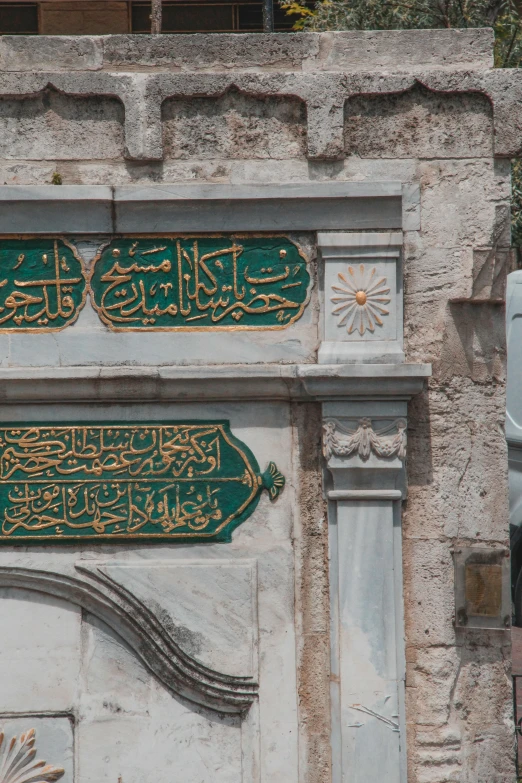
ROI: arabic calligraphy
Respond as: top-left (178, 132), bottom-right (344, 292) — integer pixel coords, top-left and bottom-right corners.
top-left (89, 236), bottom-right (310, 330)
top-left (0, 236), bottom-right (309, 332)
top-left (0, 422), bottom-right (285, 542)
top-left (0, 239), bottom-right (86, 330)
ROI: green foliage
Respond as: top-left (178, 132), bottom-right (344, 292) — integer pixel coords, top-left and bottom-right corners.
top-left (281, 0), bottom-right (522, 247)
top-left (283, 0), bottom-right (522, 67)
top-left (512, 159), bottom-right (522, 248)
top-left (494, 5), bottom-right (522, 67)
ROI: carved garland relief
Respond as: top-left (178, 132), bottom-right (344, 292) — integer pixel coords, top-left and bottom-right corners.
top-left (0, 235), bottom-right (310, 331)
top-left (0, 422), bottom-right (284, 543)
top-left (323, 417), bottom-right (407, 461)
top-left (0, 729), bottom-right (64, 783)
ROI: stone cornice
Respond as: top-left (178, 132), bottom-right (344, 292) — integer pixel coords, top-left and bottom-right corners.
top-left (0, 33), bottom-right (516, 161)
top-left (0, 363), bottom-right (431, 403)
top-left (0, 182), bottom-right (403, 233)
top-left (0, 30), bottom-right (493, 74)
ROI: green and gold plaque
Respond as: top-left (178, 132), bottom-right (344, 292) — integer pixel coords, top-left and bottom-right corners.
top-left (0, 422), bottom-right (284, 543)
top-left (0, 239), bottom-right (86, 330)
top-left (89, 236), bottom-right (310, 330)
top-left (0, 235), bottom-right (310, 331)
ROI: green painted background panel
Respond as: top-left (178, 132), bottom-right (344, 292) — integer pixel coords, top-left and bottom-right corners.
top-left (89, 236), bottom-right (310, 330)
top-left (0, 422), bottom-right (284, 543)
top-left (0, 239), bottom-right (86, 330)
top-left (0, 235), bottom-right (310, 332)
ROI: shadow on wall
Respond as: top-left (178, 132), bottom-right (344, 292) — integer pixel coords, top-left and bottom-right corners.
top-left (439, 302), bottom-right (506, 383)
top-left (405, 387), bottom-right (433, 488)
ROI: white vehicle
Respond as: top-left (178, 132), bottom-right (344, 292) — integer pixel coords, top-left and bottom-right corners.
top-left (507, 270), bottom-right (522, 622)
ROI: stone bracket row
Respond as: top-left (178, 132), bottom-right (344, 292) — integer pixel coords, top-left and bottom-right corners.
top-left (0, 69), bottom-right (520, 160)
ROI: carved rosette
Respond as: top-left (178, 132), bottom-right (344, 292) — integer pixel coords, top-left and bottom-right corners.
top-left (330, 265), bottom-right (391, 336)
top-left (323, 417), bottom-right (407, 461)
top-left (0, 728), bottom-right (64, 783)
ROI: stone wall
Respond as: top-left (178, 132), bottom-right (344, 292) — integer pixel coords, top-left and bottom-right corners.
top-left (0, 28), bottom-right (516, 783)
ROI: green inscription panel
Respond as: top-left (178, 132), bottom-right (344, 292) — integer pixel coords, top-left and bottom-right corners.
top-left (0, 422), bottom-right (284, 543)
top-left (90, 236), bottom-right (310, 330)
top-left (0, 239), bottom-right (86, 330)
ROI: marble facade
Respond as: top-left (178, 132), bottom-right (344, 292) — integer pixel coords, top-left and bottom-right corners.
top-left (0, 27), bottom-right (515, 783)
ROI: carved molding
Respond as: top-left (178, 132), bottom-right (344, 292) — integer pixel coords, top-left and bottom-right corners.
top-left (0, 69), bottom-right (519, 161)
top-left (0, 566), bottom-right (257, 715)
top-left (323, 417), bottom-right (407, 461)
top-left (0, 728), bottom-right (64, 783)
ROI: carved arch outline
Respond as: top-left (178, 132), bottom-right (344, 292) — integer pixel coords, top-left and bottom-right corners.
top-left (0, 565), bottom-right (257, 715)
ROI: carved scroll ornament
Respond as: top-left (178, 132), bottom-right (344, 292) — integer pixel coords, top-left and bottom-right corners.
top-left (0, 565), bottom-right (258, 714)
top-left (323, 417), bottom-right (407, 461)
top-left (0, 728), bottom-right (64, 783)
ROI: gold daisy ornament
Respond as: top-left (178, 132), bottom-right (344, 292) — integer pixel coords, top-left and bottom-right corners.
top-left (331, 265), bottom-right (391, 336)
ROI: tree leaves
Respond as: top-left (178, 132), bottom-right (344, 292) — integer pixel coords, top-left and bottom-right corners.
top-left (282, 0), bottom-right (522, 69)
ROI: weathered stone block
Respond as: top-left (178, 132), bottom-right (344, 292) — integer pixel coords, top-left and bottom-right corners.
top-left (403, 539), bottom-right (456, 647)
top-left (102, 32), bottom-right (322, 72)
top-left (318, 29), bottom-right (494, 72)
top-left (416, 159), bottom-right (511, 249)
top-left (0, 35), bottom-right (103, 72)
top-left (0, 88), bottom-right (124, 160)
top-left (405, 379), bottom-right (509, 543)
top-left (406, 645), bottom-right (460, 726)
top-left (162, 90), bottom-right (307, 160)
top-left (345, 85), bottom-right (493, 159)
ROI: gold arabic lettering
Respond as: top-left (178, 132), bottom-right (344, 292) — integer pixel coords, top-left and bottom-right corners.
top-left (0, 423), bottom-right (268, 541)
top-left (0, 239), bottom-right (86, 330)
top-left (90, 236), bottom-right (309, 330)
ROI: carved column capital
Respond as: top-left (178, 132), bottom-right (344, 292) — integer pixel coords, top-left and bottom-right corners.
top-left (323, 416), bottom-right (407, 462)
top-left (323, 401), bottom-right (409, 500)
